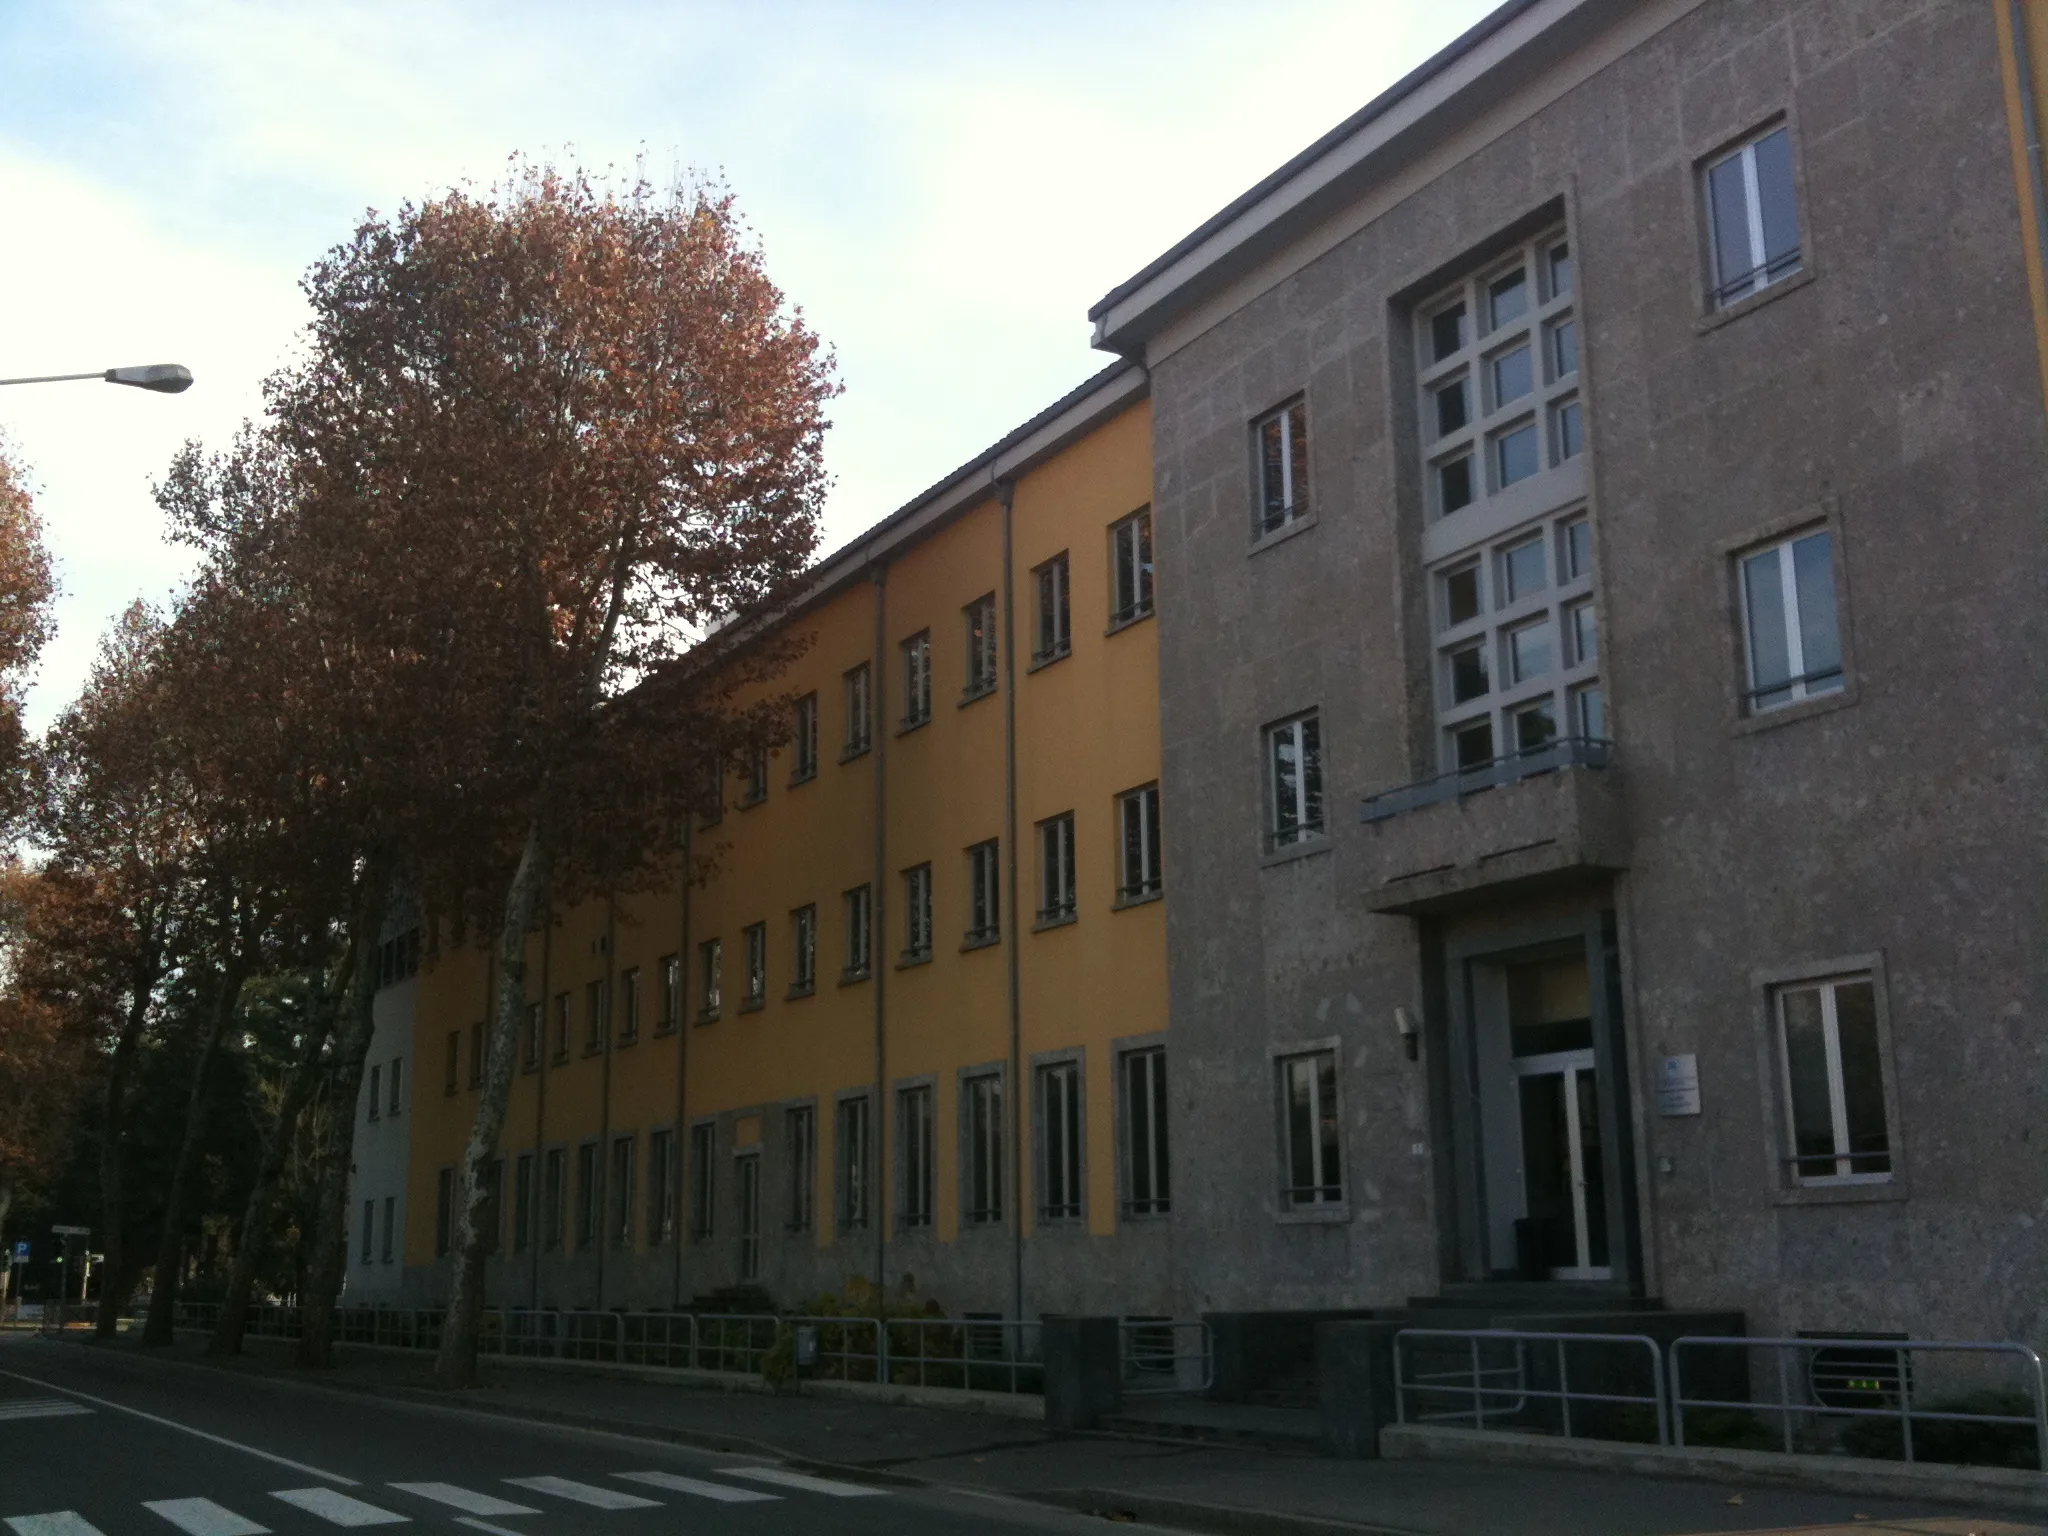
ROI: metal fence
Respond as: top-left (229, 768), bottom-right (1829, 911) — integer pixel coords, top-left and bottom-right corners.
top-left (1394, 1328), bottom-right (1669, 1444)
top-left (880, 1317), bottom-right (1042, 1395)
top-left (1119, 1318), bottom-right (1213, 1395)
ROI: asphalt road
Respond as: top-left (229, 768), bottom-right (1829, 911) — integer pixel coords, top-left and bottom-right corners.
top-left (0, 1335), bottom-right (1119, 1536)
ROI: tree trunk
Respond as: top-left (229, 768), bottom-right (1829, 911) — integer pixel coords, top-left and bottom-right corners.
top-left (143, 960), bottom-right (252, 1346)
top-left (296, 879), bottom-right (387, 1369)
top-left (94, 972), bottom-right (157, 1338)
top-left (436, 821), bottom-right (546, 1387)
top-left (210, 984), bottom-right (340, 1356)
top-left (0, 1182), bottom-right (13, 1319)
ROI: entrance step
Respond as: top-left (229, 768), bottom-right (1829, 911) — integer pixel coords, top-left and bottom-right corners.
top-left (1409, 1284), bottom-right (1666, 1313)
top-left (1101, 1399), bottom-right (1321, 1451)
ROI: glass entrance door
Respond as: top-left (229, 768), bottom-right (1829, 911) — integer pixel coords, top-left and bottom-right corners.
top-left (1512, 1048), bottom-right (1608, 1278)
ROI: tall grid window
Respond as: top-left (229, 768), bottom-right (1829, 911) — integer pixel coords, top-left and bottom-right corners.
top-left (470, 1021), bottom-right (486, 1086)
top-left (792, 692), bottom-right (819, 782)
top-left (837, 1096), bottom-right (871, 1232)
top-left (367, 1065), bottom-right (381, 1122)
top-left (742, 922), bottom-right (767, 1007)
top-left (513, 1152), bottom-right (534, 1254)
top-left (688, 1122), bottom-right (716, 1240)
top-left (1037, 1060), bottom-right (1082, 1222)
top-left (742, 742), bottom-right (769, 805)
top-left (609, 1135), bottom-right (635, 1248)
top-left (790, 905), bottom-right (817, 994)
top-left (1264, 713), bottom-right (1324, 849)
top-left (844, 885), bottom-right (872, 978)
top-left (899, 1084), bottom-right (935, 1229)
top-left (1037, 814), bottom-right (1076, 924)
top-left (1111, 509), bottom-right (1154, 624)
top-left (543, 1148), bottom-right (566, 1250)
top-left (902, 864), bottom-right (932, 962)
top-left (523, 1002), bottom-right (540, 1068)
top-left (648, 1128), bottom-right (676, 1245)
top-left (618, 967), bottom-right (640, 1044)
top-left (964, 595), bottom-right (998, 697)
top-left (1033, 553), bottom-right (1070, 663)
top-left (389, 1057), bottom-right (402, 1114)
top-left (1776, 975), bottom-right (1890, 1185)
top-left (736, 1153), bottom-right (762, 1281)
top-left (963, 1073), bottom-right (1005, 1224)
top-left (657, 954), bottom-right (680, 1033)
top-left (901, 631), bottom-right (932, 727)
top-left (444, 1031), bottom-right (459, 1094)
top-left (551, 993), bottom-right (569, 1062)
top-left (1280, 1050), bottom-right (1343, 1208)
top-left (699, 763), bottom-right (724, 827)
top-left (1122, 1048), bottom-right (1170, 1216)
top-left (583, 980), bottom-right (606, 1053)
top-left (844, 663), bottom-right (872, 756)
top-left (381, 1195), bottom-right (396, 1263)
top-left (697, 938), bottom-right (722, 1019)
top-left (1254, 398), bottom-right (1310, 535)
top-left (965, 840), bottom-right (1000, 944)
top-left (786, 1106), bottom-right (816, 1233)
top-left (362, 1198), bottom-right (375, 1262)
top-left (574, 1143), bottom-right (598, 1250)
top-left (1739, 529), bottom-right (1843, 713)
top-left (480, 1158), bottom-right (503, 1253)
top-left (1705, 124), bottom-right (1801, 309)
top-left (1117, 784), bottom-right (1162, 902)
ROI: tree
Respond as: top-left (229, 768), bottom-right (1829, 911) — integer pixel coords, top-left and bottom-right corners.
top-left (0, 438), bottom-right (55, 833)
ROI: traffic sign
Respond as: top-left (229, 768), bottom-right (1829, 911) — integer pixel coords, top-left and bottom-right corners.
top-left (10, 1241), bottom-right (25, 1261)
top-left (50, 1225), bottom-right (90, 1237)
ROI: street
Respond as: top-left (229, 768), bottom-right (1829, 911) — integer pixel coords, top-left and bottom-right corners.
top-left (0, 1337), bottom-right (1105, 1536)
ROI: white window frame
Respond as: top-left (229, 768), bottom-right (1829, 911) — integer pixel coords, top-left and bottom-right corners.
top-left (901, 631), bottom-right (932, 727)
top-left (698, 937), bottom-right (722, 1019)
top-left (962, 1071), bottom-right (1005, 1225)
top-left (658, 954), bottom-right (679, 1033)
top-left (966, 840), bottom-right (1001, 944)
top-left (843, 884), bottom-right (872, 978)
top-left (1110, 508), bottom-right (1154, 624)
top-left (734, 1149), bottom-right (762, 1281)
top-left (382, 1194), bottom-right (397, 1263)
top-left (743, 741), bottom-right (769, 805)
top-left (1772, 971), bottom-right (1894, 1188)
top-left (1738, 528), bottom-right (1844, 714)
top-left (1277, 1048), bottom-right (1344, 1210)
top-left (1117, 783), bottom-right (1162, 902)
top-left (1704, 123), bottom-right (1803, 309)
top-left (1253, 398), bottom-right (1310, 536)
top-left (608, 1134), bottom-right (636, 1249)
top-left (1037, 813), bottom-right (1075, 924)
top-left (1264, 712), bottom-right (1324, 850)
top-left (742, 921), bottom-right (767, 1007)
top-left (1120, 1047), bottom-right (1170, 1217)
top-left (898, 1083), bottom-right (936, 1229)
top-left (1033, 553), bottom-right (1071, 663)
top-left (902, 863), bottom-right (932, 961)
top-left (964, 595), bottom-right (998, 697)
top-left (618, 967), bottom-right (640, 1043)
top-left (1036, 1059), bottom-right (1083, 1223)
top-left (836, 1094), bottom-right (871, 1232)
top-left (793, 692), bottom-right (819, 781)
top-left (843, 664), bottom-right (872, 756)
top-left (785, 1106), bottom-right (815, 1233)
top-left (647, 1128), bottom-right (676, 1244)
top-left (790, 905), bottom-right (817, 993)
top-left (367, 1064), bottom-right (381, 1122)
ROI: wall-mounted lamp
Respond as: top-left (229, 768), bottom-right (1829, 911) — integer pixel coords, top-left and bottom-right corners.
top-left (1394, 1006), bottom-right (1420, 1061)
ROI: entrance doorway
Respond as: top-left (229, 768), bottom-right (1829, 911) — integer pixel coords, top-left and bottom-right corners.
top-left (1513, 1048), bottom-right (1607, 1277)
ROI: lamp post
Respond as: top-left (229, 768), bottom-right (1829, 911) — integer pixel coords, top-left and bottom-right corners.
top-left (0, 364), bottom-right (194, 394)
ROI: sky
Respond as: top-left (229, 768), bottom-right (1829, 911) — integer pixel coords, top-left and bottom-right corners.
top-left (0, 0), bottom-right (1500, 730)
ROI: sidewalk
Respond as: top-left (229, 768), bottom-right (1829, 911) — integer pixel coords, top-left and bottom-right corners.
top-left (64, 1333), bottom-right (2044, 1536)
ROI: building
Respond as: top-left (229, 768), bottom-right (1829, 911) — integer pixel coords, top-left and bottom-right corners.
top-left (366, 0), bottom-right (2048, 1347)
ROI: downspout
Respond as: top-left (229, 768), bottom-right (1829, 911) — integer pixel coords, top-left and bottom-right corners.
top-left (871, 562), bottom-right (890, 1301)
top-left (529, 900), bottom-right (553, 1309)
top-left (594, 892), bottom-right (617, 1308)
top-left (2011, 0), bottom-right (2048, 332)
top-left (671, 826), bottom-right (693, 1309)
top-left (998, 479), bottom-right (1024, 1329)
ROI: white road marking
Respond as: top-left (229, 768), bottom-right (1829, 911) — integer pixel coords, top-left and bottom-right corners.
top-left (267, 1490), bottom-right (407, 1527)
top-left (452, 1521), bottom-right (526, 1536)
top-left (0, 1369), bottom-right (356, 1485)
top-left (712, 1467), bottom-right (885, 1498)
top-left (501, 1478), bottom-right (658, 1511)
top-left (5, 1516), bottom-right (106, 1536)
top-left (612, 1472), bottom-right (779, 1504)
top-left (387, 1487), bottom-right (536, 1518)
top-left (144, 1499), bottom-right (271, 1536)
top-left (0, 1399), bottom-right (93, 1421)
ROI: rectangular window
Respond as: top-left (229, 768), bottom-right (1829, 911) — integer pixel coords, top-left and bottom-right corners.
top-left (698, 763), bottom-right (724, 827)
top-left (791, 905), bottom-right (817, 993)
top-left (1254, 398), bottom-right (1310, 535)
top-left (1033, 553), bottom-right (1070, 663)
top-left (648, 1128), bottom-right (676, 1245)
top-left (469, 1021), bottom-right (486, 1086)
top-left (899, 1085), bottom-right (935, 1229)
top-left (844, 885), bottom-right (872, 977)
top-left (1777, 975), bottom-right (1890, 1184)
top-left (964, 595), bottom-right (998, 697)
top-left (786, 1107), bottom-right (816, 1234)
top-left (966, 840), bottom-right (1001, 944)
top-left (698, 938), bottom-right (722, 1019)
top-left (902, 864), bottom-right (932, 962)
top-left (1110, 509), bottom-right (1154, 624)
top-left (1705, 124), bottom-right (1801, 308)
top-left (1037, 814), bottom-right (1075, 924)
top-left (963, 1073), bottom-right (1005, 1224)
top-left (1037, 1061), bottom-right (1082, 1222)
top-left (792, 692), bottom-right (819, 782)
top-left (1123, 1048), bottom-right (1171, 1216)
top-left (618, 967), bottom-right (640, 1044)
top-left (743, 921), bottom-right (767, 1007)
top-left (443, 1031), bottom-right (459, 1094)
top-left (609, 1135), bottom-right (635, 1248)
top-left (837, 1096), bottom-right (871, 1232)
top-left (480, 1158), bottom-right (502, 1254)
top-left (389, 1057), bottom-right (402, 1115)
top-left (657, 954), bottom-right (680, 1032)
top-left (742, 741), bottom-right (769, 805)
top-left (381, 1195), bottom-right (396, 1264)
top-left (543, 1148), bottom-right (566, 1251)
top-left (583, 981), bottom-right (606, 1053)
top-left (1117, 784), bottom-right (1162, 902)
top-left (513, 1153), bottom-right (534, 1255)
top-left (367, 1065), bottom-right (381, 1121)
top-left (575, 1144), bottom-right (598, 1250)
top-left (688, 1123), bottom-right (716, 1240)
top-left (901, 630), bottom-right (931, 727)
top-left (1740, 528), bottom-right (1843, 712)
top-left (1265, 713), bottom-right (1324, 849)
top-left (361, 1198), bottom-right (375, 1262)
top-left (1280, 1051), bottom-right (1343, 1208)
top-left (843, 663), bottom-right (872, 756)
top-left (522, 1001), bottom-right (540, 1068)
top-left (435, 1168), bottom-right (453, 1257)
top-left (736, 1153), bottom-right (762, 1281)
top-left (552, 993), bottom-right (569, 1063)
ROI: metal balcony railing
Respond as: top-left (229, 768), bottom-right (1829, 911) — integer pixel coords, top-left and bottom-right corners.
top-left (1359, 735), bottom-right (1612, 824)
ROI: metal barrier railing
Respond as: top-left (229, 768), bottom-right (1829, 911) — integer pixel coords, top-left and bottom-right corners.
top-left (1394, 1328), bottom-right (1669, 1444)
top-left (1119, 1318), bottom-right (1212, 1396)
top-left (882, 1317), bottom-right (1042, 1395)
top-left (1672, 1335), bottom-right (2048, 1471)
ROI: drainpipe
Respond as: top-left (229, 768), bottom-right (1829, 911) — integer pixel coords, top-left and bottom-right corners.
top-left (671, 825), bottom-right (693, 1309)
top-left (594, 892), bottom-right (617, 1308)
top-left (999, 479), bottom-right (1024, 1330)
top-left (529, 900), bottom-right (554, 1310)
top-left (870, 562), bottom-right (890, 1307)
top-left (2011, 0), bottom-right (2048, 353)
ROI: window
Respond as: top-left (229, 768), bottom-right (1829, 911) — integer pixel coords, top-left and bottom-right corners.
top-left (963, 1073), bottom-right (1005, 1224)
top-left (1265, 713), bottom-right (1324, 849)
top-left (361, 1199), bottom-right (375, 1262)
top-left (551, 993), bottom-right (570, 1063)
top-left (964, 595), bottom-right (998, 697)
top-left (836, 1096), bottom-right (871, 1232)
top-left (844, 885), bottom-right (872, 978)
top-left (648, 1128), bottom-right (676, 1244)
top-left (1122, 1048), bottom-right (1170, 1216)
top-left (583, 981), bottom-right (606, 1054)
top-left (900, 631), bottom-right (931, 727)
top-left (1705, 124), bottom-right (1801, 308)
top-left (1739, 528), bottom-right (1843, 713)
top-left (435, 1168), bottom-right (453, 1256)
top-left (367, 1065), bottom-right (382, 1121)
top-left (1033, 553), bottom-right (1070, 663)
top-left (901, 864), bottom-right (932, 962)
top-left (739, 741), bottom-right (769, 807)
top-left (575, 1143), bottom-right (598, 1250)
top-left (698, 763), bottom-right (724, 827)
top-left (523, 1002), bottom-right (540, 1069)
top-left (618, 967), bottom-right (640, 1044)
top-left (1037, 814), bottom-right (1075, 924)
top-left (792, 693), bottom-right (819, 782)
top-left (843, 663), bottom-right (872, 757)
top-left (1776, 974), bottom-right (1890, 1185)
top-left (513, 1153), bottom-right (534, 1255)
top-left (381, 1195), bottom-right (396, 1264)
top-left (688, 1123), bottom-right (716, 1240)
top-left (786, 1107), bottom-right (815, 1233)
top-left (470, 1021), bottom-right (486, 1086)
top-left (965, 840), bottom-right (1001, 945)
top-left (899, 1085), bottom-right (935, 1229)
top-left (1280, 1050), bottom-right (1343, 1208)
top-left (790, 905), bottom-right (817, 994)
top-left (480, 1158), bottom-right (502, 1254)
top-left (742, 922), bottom-right (767, 1008)
top-left (1037, 1061), bottom-right (1082, 1222)
top-left (1117, 784), bottom-right (1162, 902)
top-left (698, 938), bottom-right (722, 1019)
top-left (609, 1135), bottom-right (636, 1248)
top-left (657, 955), bottom-right (680, 1033)
top-left (1254, 398), bottom-right (1310, 535)
top-left (443, 1032), bottom-right (459, 1094)
top-left (388, 1057), bottom-right (402, 1115)
top-left (1110, 509), bottom-right (1154, 625)
top-left (736, 1153), bottom-right (762, 1281)
top-left (543, 1148), bottom-right (566, 1251)
top-left (376, 928), bottom-right (422, 990)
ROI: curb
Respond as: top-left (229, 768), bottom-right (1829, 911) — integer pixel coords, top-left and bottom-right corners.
top-left (1023, 1489), bottom-right (1428, 1536)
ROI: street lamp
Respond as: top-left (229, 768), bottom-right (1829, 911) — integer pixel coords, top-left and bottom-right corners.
top-left (0, 364), bottom-right (194, 394)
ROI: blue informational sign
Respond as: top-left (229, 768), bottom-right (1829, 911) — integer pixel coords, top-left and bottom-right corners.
top-left (10, 1242), bottom-right (26, 1261)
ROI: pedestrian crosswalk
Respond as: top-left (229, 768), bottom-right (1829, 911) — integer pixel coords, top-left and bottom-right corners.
top-left (3, 1465), bottom-right (887, 1536)
top-left (0, 1398), bottom-right (93, 1423)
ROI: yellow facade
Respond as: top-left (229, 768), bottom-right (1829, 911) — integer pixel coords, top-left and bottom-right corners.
top-left (401, 367), bottom-right (1162, 1317)
top-left (2000, 0), bottom-right (2048, 413)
